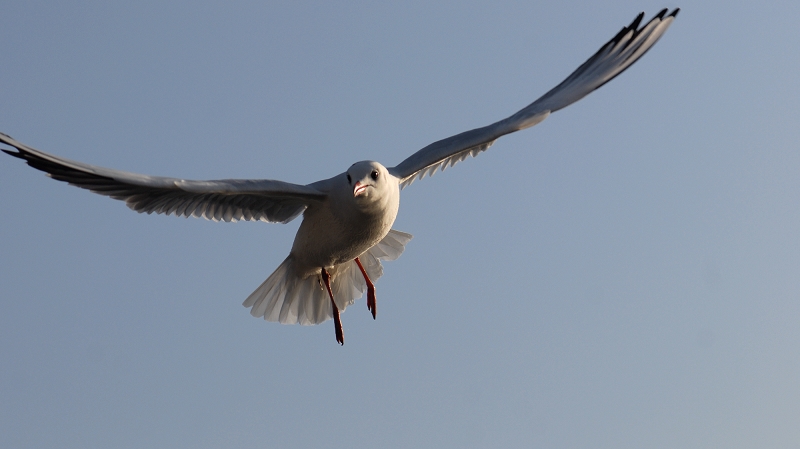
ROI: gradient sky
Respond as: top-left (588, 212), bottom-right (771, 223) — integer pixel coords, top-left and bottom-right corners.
top-left (1, 1), bottom-right (799, 448)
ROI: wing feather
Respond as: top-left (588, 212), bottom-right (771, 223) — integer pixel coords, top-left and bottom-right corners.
top-left (389, 9), bottom-right (678, 188)
top-left (1, 133), bottom-right (327, 224)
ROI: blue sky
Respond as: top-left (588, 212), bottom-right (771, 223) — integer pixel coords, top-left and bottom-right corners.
top-left (1, 1), bottom-right (799, 448)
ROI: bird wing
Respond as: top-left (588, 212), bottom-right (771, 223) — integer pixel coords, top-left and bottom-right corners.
top-left (1, 133), bottom-right (327, 223)
top-left (388, 8), bottom-right (678, 188)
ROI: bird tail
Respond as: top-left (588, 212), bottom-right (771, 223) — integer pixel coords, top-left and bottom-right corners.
top-left (243, 229), bottom-right (413, 325)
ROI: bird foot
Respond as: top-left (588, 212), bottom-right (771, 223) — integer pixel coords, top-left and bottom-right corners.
top-left (354, 257), bottom-right (376, 319)
top-left (321, 268), bottom-right (344, 345)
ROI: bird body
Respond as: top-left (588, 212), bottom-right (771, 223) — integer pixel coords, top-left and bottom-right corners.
top-left (295, 162), bottom-right (400, 277)
top-left (1, 9), bottom-right (679, 343)
top-left (241, 161), bottom-right (406, 335)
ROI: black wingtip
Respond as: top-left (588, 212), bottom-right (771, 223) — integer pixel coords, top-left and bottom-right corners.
top-left (669, 8), bottom-right (680, 18)
top-left (611, 11), bottom-right (644, 44)
top-left (1, 148), bottom-right (24, 159)
top-left (0, 133), bottom-right (24, 158)
top-left (631, 11), bottom-right (645, 30)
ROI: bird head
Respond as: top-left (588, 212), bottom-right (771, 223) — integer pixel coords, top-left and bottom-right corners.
top-left (341, 161), bottom-right (399, 215)
top-left (346, 161), bottom-right (388, 199)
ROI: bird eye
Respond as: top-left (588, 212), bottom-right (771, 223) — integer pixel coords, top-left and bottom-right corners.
top-left (370, 170), bottom-right (379, 181)
top-left (346, 174), bottom-right (352, 183)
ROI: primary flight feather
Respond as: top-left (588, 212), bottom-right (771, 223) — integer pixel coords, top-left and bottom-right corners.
top-left (2, 9), bottom-right (679, 344)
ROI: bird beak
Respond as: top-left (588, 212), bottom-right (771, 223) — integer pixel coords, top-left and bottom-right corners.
top-left (353, 182), bottom-right (368, 197)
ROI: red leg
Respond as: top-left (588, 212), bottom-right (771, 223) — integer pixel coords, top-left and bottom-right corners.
top-left (321, 268), bottom-right (344, 345)
top-left (354, 257), bottom-right (376, 319)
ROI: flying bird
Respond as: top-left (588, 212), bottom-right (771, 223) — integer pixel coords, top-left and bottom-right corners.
top-left (2, 9), bottom-right (679, 345)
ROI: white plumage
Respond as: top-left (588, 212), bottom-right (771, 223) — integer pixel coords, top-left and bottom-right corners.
top-left (1, 9), bottom-right (679, 344)
top-left (244, 229), bottom-right (413, 325)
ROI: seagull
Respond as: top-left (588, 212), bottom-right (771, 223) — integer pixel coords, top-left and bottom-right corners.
top-left (2, 9), bottom-right (679, 345)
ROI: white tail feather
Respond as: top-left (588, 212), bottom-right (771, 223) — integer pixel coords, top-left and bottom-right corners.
top-left (243, 229), bottom-right (413, 325)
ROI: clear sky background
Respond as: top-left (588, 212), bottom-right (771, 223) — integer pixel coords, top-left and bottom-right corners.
top-left (1, 1), bottom-right (798, 448)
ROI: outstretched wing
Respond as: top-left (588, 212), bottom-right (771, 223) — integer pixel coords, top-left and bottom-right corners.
top-left (1, 133), bottom-right (327, 223)
top-left (389, 8), bottom-right (679, 188)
